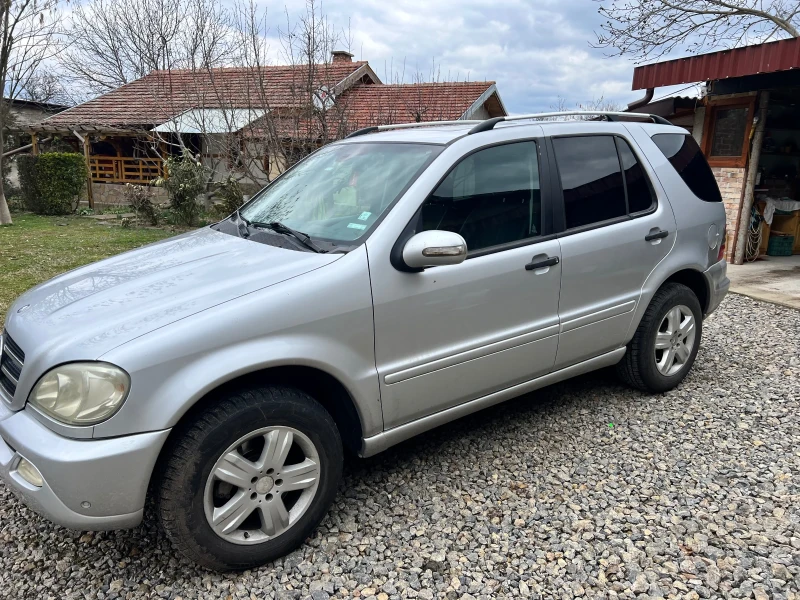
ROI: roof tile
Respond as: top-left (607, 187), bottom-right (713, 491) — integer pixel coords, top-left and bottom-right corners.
top-left (45, 62), bottom-right (370, 127)
top-left (338, 81), bottom-right (497, 126)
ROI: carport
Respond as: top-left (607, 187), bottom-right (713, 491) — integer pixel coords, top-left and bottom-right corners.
top-left (629, 38), bottom-right (800, 284)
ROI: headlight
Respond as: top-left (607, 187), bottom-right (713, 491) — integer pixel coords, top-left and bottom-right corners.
top-left (29, 363), bottom-right (130, 426)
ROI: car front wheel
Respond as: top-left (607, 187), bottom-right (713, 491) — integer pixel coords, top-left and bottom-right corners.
top-left (157, 385), bottom-right (343, 571)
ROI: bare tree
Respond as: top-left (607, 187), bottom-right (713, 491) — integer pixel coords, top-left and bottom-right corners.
top-left (19, 69), bottom-right (70, 104)
top-left (594, 0), bottom-right (800, 61)
top-left (0, 0), bottom-right (62, 225)
top-left (220, 0), bottom-right (363, 186)
top-left (61, 0), bottom-right (472, 205)
top-left (61, 0), bottom-right (236, 97)
top-left (549, 95), bottom-right (623, 116)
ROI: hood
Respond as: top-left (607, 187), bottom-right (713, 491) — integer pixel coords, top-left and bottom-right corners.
top-left (5, 227), bottom-right (341, 363)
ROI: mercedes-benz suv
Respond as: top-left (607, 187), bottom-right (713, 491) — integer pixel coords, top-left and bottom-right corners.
top-left (0, 112), bottom-right (729, 570)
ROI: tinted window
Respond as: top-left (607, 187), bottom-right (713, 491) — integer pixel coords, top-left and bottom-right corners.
top-left (419, 142), bottom-right (541, 252)
top-left (553, 136), bottom-right (626, 229)
top-left (616, 138), bottom-right (656, 213)
top-left (652, 134), bottom-right (722, 203)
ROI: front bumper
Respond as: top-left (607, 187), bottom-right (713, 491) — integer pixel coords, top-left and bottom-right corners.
top-left (0, 401), bottom-right (170, 530)
top-left (703, 258), bottom-right (730, 317)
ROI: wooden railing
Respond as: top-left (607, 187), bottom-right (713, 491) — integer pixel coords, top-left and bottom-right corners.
top-left (89, 157), bottom-right (165, 184)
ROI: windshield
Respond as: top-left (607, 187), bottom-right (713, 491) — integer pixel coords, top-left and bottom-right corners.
top-left (240, 142), bottom-right (441, 244)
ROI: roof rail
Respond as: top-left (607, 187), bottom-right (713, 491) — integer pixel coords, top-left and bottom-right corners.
top-left (468, 111), bottom-right (672, 134)
top-left (345, 120), bottom-right (483, 139)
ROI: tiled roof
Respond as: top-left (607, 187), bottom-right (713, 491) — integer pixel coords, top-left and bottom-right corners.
top-left (251, 81), bottom-right (501, 139)
top-left (44, 62), bottom-right (371, 128)
top-left (338, 81), bottom-right (498, 127)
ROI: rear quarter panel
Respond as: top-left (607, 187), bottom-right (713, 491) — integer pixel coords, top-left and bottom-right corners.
top-left (623, 124), bottom-right (727, 337)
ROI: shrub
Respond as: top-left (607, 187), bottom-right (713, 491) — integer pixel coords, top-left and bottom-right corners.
top-left (210, 176), bottom-right (245, 219)
top-left (17, 152), bottom-right (87, 215)
top-left (155, 150), bottom-right (206, 226)
top-left (17, 154), bottom-right (39, 211)
top-left (6, 194), bottom-right (24, 212)
top-left (36, 153), bottom-right (88, 215)
top-left (124, 183), bottom-right (159, 225)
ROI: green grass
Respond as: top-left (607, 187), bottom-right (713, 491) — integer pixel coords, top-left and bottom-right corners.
top-left (0, 214), bottom-right (177, 324)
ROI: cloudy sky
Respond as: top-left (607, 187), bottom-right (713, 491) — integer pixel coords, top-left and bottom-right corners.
top-left (269, 0), bottom-right (699, 115)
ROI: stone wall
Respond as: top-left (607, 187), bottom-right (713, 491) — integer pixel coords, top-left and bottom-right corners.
top-left (711, 166), bottom-right (745, 260)
top-left (81, 182), bottom-right (169, 208)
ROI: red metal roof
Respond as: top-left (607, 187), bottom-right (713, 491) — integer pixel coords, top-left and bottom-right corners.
top-left (632, 37), bottom-right (800, 90)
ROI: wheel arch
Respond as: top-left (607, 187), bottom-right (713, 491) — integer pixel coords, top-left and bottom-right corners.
top-left (627, 266), bottom-right (711, 344)
top-left (661, 268), bottom-right (710, 314)
top-left (148, 365), bottom-right (366, 509)
top-left (166, 365), bottom-right (365, 455)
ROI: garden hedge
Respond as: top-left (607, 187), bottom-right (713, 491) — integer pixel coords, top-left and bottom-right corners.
top-left (17, 154), bottom-right (39, 212)
top-left (16, 152), bottom-right (88, 215)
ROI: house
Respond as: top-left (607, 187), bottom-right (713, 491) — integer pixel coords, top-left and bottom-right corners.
top-left (626, 37), bottom-right (800, 264)
top-left (4, 97), bottom-right (69, 129)
top-left (3, 98), bottom-right (69, 187)
top-left (28, 52), bottom-right (506, 206)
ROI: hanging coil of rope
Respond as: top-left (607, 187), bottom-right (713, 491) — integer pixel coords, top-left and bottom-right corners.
top-left (745, 205), bottom-right (763, 262)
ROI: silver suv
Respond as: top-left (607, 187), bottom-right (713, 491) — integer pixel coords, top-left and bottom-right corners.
top-left (0, 112), bottom-right (729, 570)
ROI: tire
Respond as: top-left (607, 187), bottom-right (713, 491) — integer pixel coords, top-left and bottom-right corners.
top-left (157, 385), bottom-right (343, 571)
top-left (616, 282), bottom-right (702, 393)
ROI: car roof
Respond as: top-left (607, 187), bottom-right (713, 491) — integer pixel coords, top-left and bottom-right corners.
top-left (336, 125), bottom-right (476, 145)
top-left (335, 119), bottom-right (686, 145)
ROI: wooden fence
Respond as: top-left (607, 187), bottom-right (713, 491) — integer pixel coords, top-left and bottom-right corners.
top-left (89, 157), bottom-right (165, 184)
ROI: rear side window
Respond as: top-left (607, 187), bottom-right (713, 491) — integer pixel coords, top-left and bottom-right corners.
top-left (553, 136), bottom-right (627, 229)
top-left (616, 138), bottom-right (656, 214)
top-left (651, 133), bottom-right (722, 203)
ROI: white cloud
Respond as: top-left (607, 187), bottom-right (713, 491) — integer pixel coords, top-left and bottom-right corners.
top-left (242, 0), bottom-right (656, 112)
top-left (308, 0), bottom-right (644, 112)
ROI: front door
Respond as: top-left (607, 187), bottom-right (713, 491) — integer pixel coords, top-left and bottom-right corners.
top-left (368, 139), bottom-right (563, 429)
top-left (549, 133), bottom-right (677, 368)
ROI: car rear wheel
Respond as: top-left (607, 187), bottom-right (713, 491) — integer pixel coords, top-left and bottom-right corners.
top-left (617, 282), bottom-right (702, 393)
top-left (157, 385), bottom-right (343, 571)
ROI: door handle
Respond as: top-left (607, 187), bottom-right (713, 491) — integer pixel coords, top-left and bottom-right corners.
top-left (645, 229), bottom-right (669, 242)
top-left (525, 256), bottom-right (559, 271)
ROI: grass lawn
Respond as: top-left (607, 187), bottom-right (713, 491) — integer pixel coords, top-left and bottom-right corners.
top-left (0, 213), bottom-right (177, 324)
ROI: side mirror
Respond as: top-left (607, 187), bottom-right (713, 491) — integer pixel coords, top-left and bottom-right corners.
top-left (402, 230), bottom-right (467, 269)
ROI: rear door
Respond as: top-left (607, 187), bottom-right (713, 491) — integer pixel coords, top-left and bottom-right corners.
top-left (549, 131), bottom-right (677, 368)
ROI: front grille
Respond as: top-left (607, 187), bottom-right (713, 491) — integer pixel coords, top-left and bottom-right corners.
top-left (0, 332), bottom-right (25, 399)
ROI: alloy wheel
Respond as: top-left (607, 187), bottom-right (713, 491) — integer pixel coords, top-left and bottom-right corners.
top-left (654, 304), bottom-right (696, 377)
top-left (203, 426), bottom-right (320, 545)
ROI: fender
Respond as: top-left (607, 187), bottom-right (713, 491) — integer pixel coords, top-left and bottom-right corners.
top-left (93, 247), bottom-right (383, 439)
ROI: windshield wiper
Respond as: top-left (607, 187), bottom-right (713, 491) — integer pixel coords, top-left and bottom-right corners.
top-left (252, 221), bottom-right (326, 254)
top-left (233, 209), bottom-right (251, 238)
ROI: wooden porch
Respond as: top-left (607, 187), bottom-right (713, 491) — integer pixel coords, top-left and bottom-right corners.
top-left (89, 156), bottom-right (165, 184)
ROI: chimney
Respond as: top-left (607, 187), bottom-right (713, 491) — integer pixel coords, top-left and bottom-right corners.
top-left (331, 50), bottom-right (354, 63)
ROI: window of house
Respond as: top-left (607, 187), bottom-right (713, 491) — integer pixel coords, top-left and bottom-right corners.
top-left (553, 136), bottom-right (627, 229)
top-left (709, 108), bottom-right (748, 156)
top-left (616, 138), bottom-right (656, 213)
top-left (701, 97), bottom-right (755, 167)
top-left (418, 141), bottom-right (541, 252)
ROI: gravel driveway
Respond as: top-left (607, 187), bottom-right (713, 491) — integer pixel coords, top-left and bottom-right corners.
top-left (2, 294), bottom-right (799, 600)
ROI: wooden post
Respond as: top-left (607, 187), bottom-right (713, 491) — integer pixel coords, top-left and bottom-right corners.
top-left (733, 91), bottom-right (769, 265)
top-left (83, 135), bottom-right (94, 209)
top-left (31, 133), bottom-right (39, 155)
